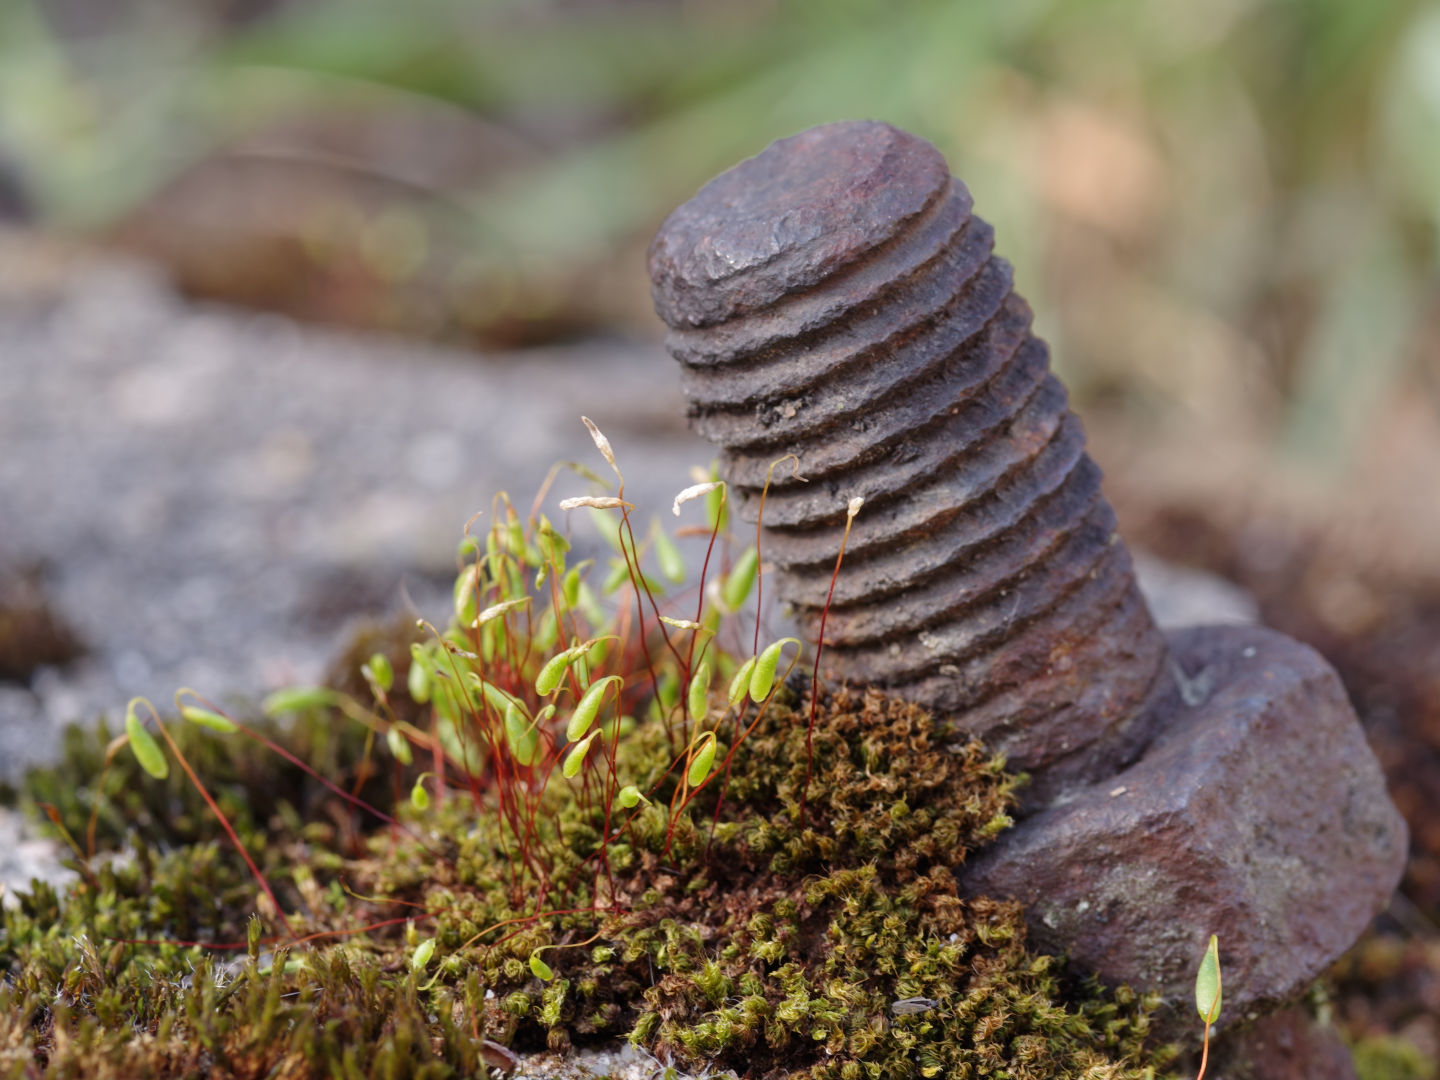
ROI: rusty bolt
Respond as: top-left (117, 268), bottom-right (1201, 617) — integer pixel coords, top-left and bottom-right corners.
top-left (647, 121), bottom-right (1407, 1041)
top-left (649, 120), bottom-right (1167, 795)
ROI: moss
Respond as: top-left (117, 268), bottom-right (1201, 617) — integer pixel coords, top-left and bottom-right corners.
top-left (17, 703), bottom-right (403, 862)
top-left (1332, 930), bottom-right (1440, 1080)
top-left (3, 689), bottom-right (1177, 1079)
top-left (0, 480), bottom-right (1182, 1078)
top-left (1352, 1037), bottom-right (1439, 1080)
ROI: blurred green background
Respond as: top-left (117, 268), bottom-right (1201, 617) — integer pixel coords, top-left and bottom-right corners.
top-left (1, 0), bottom-right (1438, 481)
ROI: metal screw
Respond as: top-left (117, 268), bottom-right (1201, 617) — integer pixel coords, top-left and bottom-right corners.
top-left (649, 120), bottom-right (1168, 793)
top-left (646, 125), bottom-right (1408, 1066)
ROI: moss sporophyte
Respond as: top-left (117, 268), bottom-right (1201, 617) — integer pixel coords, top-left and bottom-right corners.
top-left (1, 420), bottom-right (1178, 1079)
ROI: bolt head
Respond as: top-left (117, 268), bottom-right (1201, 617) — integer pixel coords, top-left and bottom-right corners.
top-left (648, 120), bottom-right (949, 328)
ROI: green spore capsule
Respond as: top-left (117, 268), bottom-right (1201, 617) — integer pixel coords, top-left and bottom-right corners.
top-left (180, 705), bottom-right (238, 734)
top-left (687, 662), bottom-right (711, 720)
top-left (688, 731), bottom-right (717, 787)
top-left (536, 644), bottom-right (586, 696)
top-left (505, 702), bottom-right (541, 767)
top-left (750, 638), bottom-right (799, 702)
top-left (262, 686), bottom-right (336, 715)
top-left (728, 658), bottom-right (756, 707)
top-left (722, 546), bottom-right (758, 611)
top-left (386, 727), bottom-right (414, 766)
top-left (124, 700), bottom-right (169, 780)
top-left (364, 652), bottom-right (394, 692)
top-left (563, 730), bottom-right (599, 778)
top-left (567, 676), bottom-right (622, 741)
top-left (407, 649), bottom-right (431, 704)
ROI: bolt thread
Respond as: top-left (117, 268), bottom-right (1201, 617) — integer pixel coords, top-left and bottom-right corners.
top-left (650, 122), bottom-right (1168, 781)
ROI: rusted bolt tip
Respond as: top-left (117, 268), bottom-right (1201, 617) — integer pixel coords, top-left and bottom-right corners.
top-left (649, 120), bottom-right (1168, 786)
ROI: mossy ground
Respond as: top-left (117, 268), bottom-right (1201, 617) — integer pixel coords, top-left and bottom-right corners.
top-left (1, 683), bottom-right (1178, 1080)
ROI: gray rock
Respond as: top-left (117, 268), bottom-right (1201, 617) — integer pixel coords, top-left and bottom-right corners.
top-left (1132, 551), bottom-right (1259, 629)
top-left (0, 805), bottom-right (77, 909)
top-left (0, 683), bottom-right (58, 781)
top-left (0, 250), bottom-right (710, 778)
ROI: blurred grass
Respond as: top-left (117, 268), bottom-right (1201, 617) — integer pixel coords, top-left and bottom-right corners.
top-left (0, 0), bottom-right (1436, 475)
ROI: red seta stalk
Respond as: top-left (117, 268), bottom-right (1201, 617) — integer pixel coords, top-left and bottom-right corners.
top-left (800, 497), bottom-right (862, 828)
top-left (146, 709), bottom-right (294, 937)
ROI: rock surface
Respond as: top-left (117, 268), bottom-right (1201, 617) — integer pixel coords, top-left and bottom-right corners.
top-left (0, 244), bottom-right (709, 780)
top-left (0, 805), bottom-right (76, 910)
top-left (1209, 1006), bottom-right (1361, 1080)
top-left (962, 623), bottom-right (1408, 1023)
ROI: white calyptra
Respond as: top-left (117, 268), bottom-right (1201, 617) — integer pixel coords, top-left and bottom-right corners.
top-left (580, 416), bottom-right (622, 483)
top-left (558, 496), bottom-right (631, 511)
top-left (672, 481), bottom-right (722, 516)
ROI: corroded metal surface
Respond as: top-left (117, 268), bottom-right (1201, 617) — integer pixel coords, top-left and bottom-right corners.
top-left (647, 124), bottom-right (1407, 1061)
top-left (962, 626), bottom-right (1408, 1025)
top-left (648, 120), bottom-right (1168, 780)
